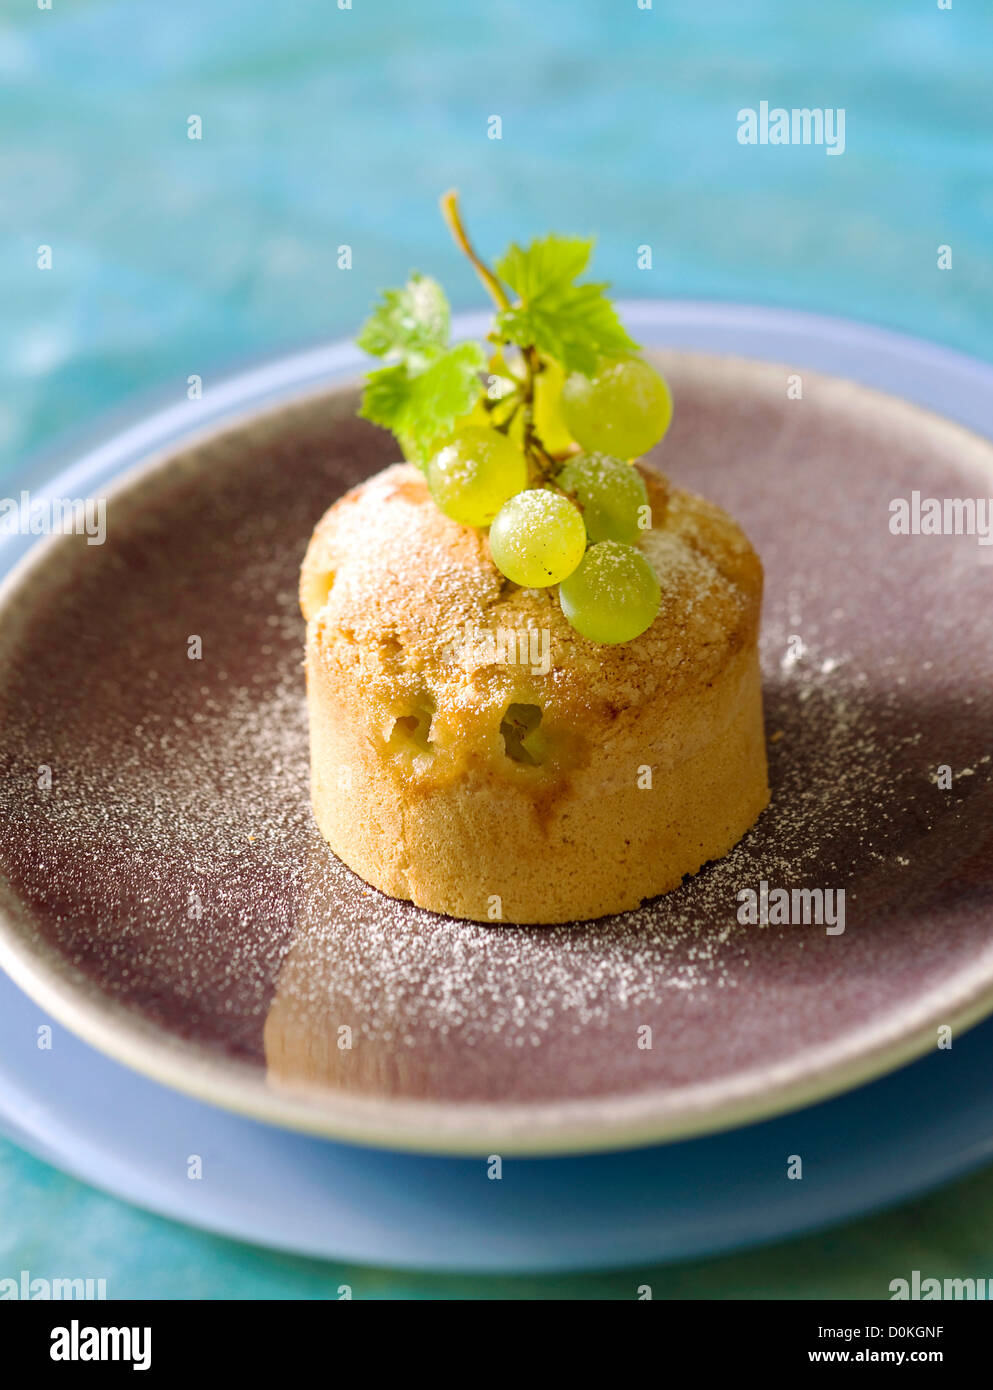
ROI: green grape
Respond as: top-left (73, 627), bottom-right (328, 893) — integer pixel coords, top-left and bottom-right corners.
top-left (489, 489), bottom-right (587, 588)
top-left (558, 540), bottom-right (660, 644)
top-left (556, 452), bottom-right (649, 545)
top-left (427, 426), bottom-right (528, 526)
top-left (560, 357), bottom-right (673, 458)
top-left (532, 356), bottom-right (574, 456)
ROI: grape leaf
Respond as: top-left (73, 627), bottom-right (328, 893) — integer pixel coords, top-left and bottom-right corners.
top-left (358, 341), bottom-right (486, 464)
top-left (494, 235), bottom-right (639, 376)
top-left (496, 235), bottom-right (594, 302)
top-left (356, 272), bottom-right (451, 366)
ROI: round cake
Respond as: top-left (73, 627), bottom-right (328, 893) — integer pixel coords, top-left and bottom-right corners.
top-left (300, 460), bottom-right (769, 923)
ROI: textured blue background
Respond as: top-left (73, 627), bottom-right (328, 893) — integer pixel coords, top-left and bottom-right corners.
top-left (2, 0), bottom-right (992, 1297)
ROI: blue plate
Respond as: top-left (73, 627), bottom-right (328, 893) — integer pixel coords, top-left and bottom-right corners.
top-left (2, 969), bottom-right (993, 1271)
top-left (2, 303), bottom-right (992, 1268)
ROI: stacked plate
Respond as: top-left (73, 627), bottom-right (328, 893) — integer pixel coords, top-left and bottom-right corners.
top-left (1, 304), bottom-right (991, 1270)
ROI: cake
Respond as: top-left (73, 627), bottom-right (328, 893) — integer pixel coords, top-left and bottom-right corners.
top-left (300, 460), bottom-right (769, 923)
top-left (298, 192), bottom-right (769, 923)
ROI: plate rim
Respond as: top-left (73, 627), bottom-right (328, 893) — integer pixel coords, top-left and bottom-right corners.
top-left (3, 926), bottom-right (993, 1157)
top-left (2, 302), bottom-right (993, 1157)
top-left (5, 962), bottom-right (993, 1272)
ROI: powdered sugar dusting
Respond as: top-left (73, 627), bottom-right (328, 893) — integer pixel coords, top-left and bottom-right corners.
top-left (1, 371), bottom-right (991, 1114)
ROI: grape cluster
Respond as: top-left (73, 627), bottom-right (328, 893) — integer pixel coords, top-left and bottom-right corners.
top-left (425, 356), bottom-right (672, 644)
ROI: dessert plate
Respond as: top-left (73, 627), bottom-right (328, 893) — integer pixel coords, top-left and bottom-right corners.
top-left (1, 305), bottom-right (992, 1156)
top-left (3, 969), bottom-right (993, 1271)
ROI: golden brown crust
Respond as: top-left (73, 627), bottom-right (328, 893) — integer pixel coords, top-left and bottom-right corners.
top-left (300, 462), bottom-right (762, 729)
top-left (300, 462), bottom-right (769, 923)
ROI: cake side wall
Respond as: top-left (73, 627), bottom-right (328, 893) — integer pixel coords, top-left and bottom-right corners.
top-left (306, 624), bottom-right (769, 924)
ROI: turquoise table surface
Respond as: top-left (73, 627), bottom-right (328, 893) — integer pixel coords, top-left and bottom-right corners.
top-left (1, 0), bottom-right (992, 1297)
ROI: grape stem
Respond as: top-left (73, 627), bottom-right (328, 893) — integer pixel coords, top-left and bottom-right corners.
top-left (439, 189), bottom-right (510, 312)
top-left (439, 190), bottom-right (559, 486)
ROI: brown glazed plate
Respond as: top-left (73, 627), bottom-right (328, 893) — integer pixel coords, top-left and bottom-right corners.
top-left (1, 322), bottom-right (992, 1156)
